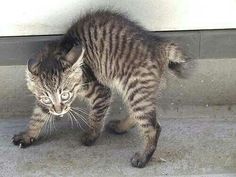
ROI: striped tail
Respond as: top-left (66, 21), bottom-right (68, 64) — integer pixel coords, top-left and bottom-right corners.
top-left (163, 42), bottom-right (194, 78)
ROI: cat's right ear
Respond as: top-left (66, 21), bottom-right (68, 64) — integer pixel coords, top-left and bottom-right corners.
top-left (27, 58), bottom-right (39, 75)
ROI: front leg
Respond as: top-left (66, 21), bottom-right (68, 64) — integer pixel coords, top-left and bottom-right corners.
top-left (12, 106), bottom-right (50, 148)
top-left (80, 82), bottom-right (111, 146)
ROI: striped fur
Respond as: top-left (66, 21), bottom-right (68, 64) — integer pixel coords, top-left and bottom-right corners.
top-left (13, 10), bottom-right (190, 168)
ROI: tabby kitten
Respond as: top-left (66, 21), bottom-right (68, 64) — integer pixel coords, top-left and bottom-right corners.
top-left (13, 10), bottom-right (190, 168)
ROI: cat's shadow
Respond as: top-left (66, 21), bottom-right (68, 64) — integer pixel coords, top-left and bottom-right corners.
top-left (32, 118), bottom-right (136, 148)
top-left (33, 121), bottom-right (84, 146)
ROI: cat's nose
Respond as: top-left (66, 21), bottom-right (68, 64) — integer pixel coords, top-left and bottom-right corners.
top-left (53, 104), bottom-right (63, 114)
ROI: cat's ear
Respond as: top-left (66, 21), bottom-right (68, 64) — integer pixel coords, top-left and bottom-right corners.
top-left (27, 58), bottom-right (40, 75)
top-left (64, 45), bottom-right (85, 66)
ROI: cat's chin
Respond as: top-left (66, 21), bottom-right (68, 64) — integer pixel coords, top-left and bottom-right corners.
top-left (50, 111), bottom-right (68, 117)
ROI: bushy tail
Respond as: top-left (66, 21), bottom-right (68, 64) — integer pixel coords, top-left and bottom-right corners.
top-left (163, 42), bottom-right (194, 79)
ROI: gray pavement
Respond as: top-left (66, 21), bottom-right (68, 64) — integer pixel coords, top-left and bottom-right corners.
top-left (1, 58), bottom-right (236, 176)
top-left (1, 114), bottom-right (235, 177)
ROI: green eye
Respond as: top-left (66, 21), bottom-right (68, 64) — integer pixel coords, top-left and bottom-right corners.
top-left (41, 97), bottom-right (51, 104)
top-left (61, 92), bottom-right (71, 101)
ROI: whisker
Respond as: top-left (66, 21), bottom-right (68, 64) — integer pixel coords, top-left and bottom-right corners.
top-left (71, 112), bottom-right (82, 130)
top-left (47, 114), bottom-right (54, 135)
top-left (49, 115), bottom-right (52, 135)
top-left (41, 113), bottom-right (50, 135)
top-left (70, 109), bottom-right (92, 129)
top-left (71, 107), bottom-right (89, 116)
top-left (67, 112), bottom-right (74, 129)
top-left (44, 114), bottom-right (51, 136)
top-left (47, 116), bottom-right (51, 135)
top-left (69, 111), bottom-right (86, 131)
top-left (71, 112), bottom-right (90, 127)
top-left (72, 106), bottom-right (88, 112)
top-left (70, 111), bottom-right (86, 131)
top-left (52, 115), bottom-right (56, 131)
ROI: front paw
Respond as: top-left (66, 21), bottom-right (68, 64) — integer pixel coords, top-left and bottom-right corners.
top-left (12, 132), bottom-right (35, 148)
top-left (81, 132), bottom-right (100, 146)
top-left (130, 152), bottom-right (148, 168)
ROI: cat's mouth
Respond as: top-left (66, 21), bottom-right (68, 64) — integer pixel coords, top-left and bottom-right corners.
top-left (50, 107), bottom-right (71, 117)
top-left (51, 112), bottom-right (66, 117)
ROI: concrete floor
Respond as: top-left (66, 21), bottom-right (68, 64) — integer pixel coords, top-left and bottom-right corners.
top-left (1, 32), bottom-right (236, 177)
top-left (0, 114), bottom-right (236, 177)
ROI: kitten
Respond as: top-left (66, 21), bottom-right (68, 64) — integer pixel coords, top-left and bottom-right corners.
top-left (12, 10), bottom-right (191, 168)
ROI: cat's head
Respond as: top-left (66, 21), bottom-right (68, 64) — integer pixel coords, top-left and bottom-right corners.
top-left (26, 44), bottom-right (85, 116)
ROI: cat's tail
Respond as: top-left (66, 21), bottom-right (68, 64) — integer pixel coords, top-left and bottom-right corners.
top-left (163, 42), bottom-right (195, 79)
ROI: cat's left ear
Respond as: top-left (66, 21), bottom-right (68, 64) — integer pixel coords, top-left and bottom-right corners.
top-left (64, 45), bottom-right (85, 66)
top-left (27, 58), bottom-right (40, 75)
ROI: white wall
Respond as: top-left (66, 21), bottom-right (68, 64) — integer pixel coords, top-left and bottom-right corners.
top-left (1, 0), bottom-right (236, 36)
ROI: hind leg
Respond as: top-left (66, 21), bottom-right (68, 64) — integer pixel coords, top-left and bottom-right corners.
top-left (130, 109), bottom-right (161, 168)
top-left (124, 77), bottom-right (161, 167)
top-left (106, 116), bottom-right (136, 134)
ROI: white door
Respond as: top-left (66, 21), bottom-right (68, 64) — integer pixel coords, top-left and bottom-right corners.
top-left (1, 0), bottom-right (236, 36)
